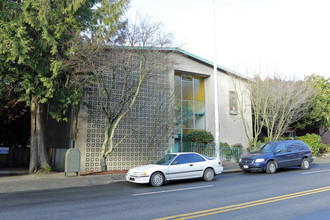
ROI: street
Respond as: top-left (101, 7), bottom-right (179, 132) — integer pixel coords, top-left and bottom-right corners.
top-left (1, 162), bottom-right (330, 220)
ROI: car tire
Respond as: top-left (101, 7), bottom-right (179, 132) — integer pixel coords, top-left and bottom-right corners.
top-left (203, 168), bottom-right (215, 181)
top-left (150, 172), bottom-right (164, 187)
top-left (266, 161), bottom-right (276, 174)
top-left (300, 158), bottom-right (310, 170)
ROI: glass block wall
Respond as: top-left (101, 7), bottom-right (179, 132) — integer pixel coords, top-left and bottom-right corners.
top-left (78, 49), bottom-right (172, 172)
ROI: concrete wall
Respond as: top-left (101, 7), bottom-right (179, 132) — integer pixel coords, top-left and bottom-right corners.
top-left (320, 127), bottom-right (330, 144)
top-left (217, 73), bottom-right (252, 148)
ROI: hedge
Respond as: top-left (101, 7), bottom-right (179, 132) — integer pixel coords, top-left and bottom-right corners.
top-left (296, 133), bottom-right (322, 156)
top-left (249, 133), bottom-right (322, 156)
top-left (182, 130), bottom-right (214, 144)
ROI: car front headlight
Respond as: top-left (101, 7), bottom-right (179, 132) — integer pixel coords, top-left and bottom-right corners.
top-left (239, 158), bottom-right (242, 163)
top-left (133, 172), bottom-right (147, 176)
top-left (255, 158), bottom-right (265, 163)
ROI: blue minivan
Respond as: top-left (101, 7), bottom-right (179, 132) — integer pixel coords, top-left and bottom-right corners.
top-left (239, 140), bottom-right (313, 174)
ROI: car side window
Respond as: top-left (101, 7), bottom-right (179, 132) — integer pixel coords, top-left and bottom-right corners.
top-left (295, 144), bottom-right (304, 150)
top-left (298, 142), bottom-right (309, 150)
top-left (286, 144), bottom-right (296, 152)
top-left (192, 154), bottom-right (206, 162)
top-left (172, 154), bottom-right (194, 165)
top-left (275, 143), bottom-right (287, 153)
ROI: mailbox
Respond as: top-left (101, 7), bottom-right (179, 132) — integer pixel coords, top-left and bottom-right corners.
top-left (65, 148), bottom-right (81, 177)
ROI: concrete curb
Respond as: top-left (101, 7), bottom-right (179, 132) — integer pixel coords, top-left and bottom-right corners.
top-left (0, 173), bottom-right (126, 194)
top-left (0, 167), bottom-right (240, 194)
top-left (0, 156), bottom-right (329, 194)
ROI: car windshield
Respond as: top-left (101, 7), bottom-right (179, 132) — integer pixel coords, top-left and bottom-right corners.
top-left (154, 154), bottom-right (177, 165)
top-left (251, 142), bottom-right (275, 153)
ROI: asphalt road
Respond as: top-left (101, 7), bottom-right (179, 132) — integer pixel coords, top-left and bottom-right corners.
top-left (1, 163), bottom-right (330, 220)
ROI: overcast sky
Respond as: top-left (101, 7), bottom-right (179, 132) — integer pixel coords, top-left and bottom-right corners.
top-left (128, 0), bottom-right (330, 79)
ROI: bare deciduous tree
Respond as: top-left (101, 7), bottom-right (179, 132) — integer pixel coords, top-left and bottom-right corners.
top-left (132, 90), bottom-right (176, 164)
top-left (261, 77), bottom-right (316, 140)
top-left (70, 14), bottom-right (174, 171)
top-left (233, 74), bottom-right (316, 148)
top-left (232, 76), bottom-right (255, 147)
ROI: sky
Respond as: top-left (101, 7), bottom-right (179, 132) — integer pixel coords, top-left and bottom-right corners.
top-left (127, 0), bottom-right (330, 80)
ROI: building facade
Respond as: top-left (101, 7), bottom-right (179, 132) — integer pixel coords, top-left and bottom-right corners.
top-left (72, 48), bottom-right (252, 172)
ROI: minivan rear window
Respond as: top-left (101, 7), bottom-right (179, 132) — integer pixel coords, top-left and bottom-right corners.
top-left (298, 142), bottom-right (310, 150)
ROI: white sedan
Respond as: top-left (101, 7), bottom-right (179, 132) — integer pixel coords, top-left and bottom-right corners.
top-left (126, 152), bottom-right (223, 187)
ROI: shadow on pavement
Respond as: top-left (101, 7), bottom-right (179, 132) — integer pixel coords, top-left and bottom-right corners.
top-left (0, 167), bottom-right (29, 177)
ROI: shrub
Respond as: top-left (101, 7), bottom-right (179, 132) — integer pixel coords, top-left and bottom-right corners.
top-left (262, 136), bottom-right (292, 142)
top-left (220, 142), bottom-right (232, 160)
top-left (248, 140), bottom-right (262, 151)
top-left (220, 142), bottom-right (230, 148)
top-left (295, 133), bottom-right (322, 156)
top-left (232, 143), bottom-right (243, 149)
top-left (319, 143), bottom-right (330, 154)
top-left (182, 130), bottom-right (214, 144)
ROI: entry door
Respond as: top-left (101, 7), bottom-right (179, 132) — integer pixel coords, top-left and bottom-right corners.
top-left (286, 144), bottom-right (301, 166)
top-left (167, 154), bottom-right (195, 180)
top-left (274, 143), bottom-right (290, 167)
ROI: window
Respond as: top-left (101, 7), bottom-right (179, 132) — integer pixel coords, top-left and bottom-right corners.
top-left (193, 154), bottom-right (206, 162)
top-left (286, 145), bottom-right (297, 152)
top-left (275, 144), bottom-right (287, 153)
top-left (173, 154), bottom-right (194, 165)
top-left (154, 154), bottom-right (177, 165)
top-left (174, 73), bottom-right (206, 133)
top-left (174, 74), bottom-right (181, 100)
top-left (299, 142), bottom-right (310, 150)
top-left (182, 81), bottom-right (193, 100)
top-left (229, 91), bottom-right (238, 115)
top-left (182, 101), bottom-right (194, 129)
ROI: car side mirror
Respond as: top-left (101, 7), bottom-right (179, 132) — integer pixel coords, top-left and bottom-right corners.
top-left (171, 161), bottom-right (178, 165)
top-left (274, 149), bottom-right (281, 154)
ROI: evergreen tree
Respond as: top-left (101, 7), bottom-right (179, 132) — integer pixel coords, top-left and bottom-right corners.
top-left (0, 0), bottom-right (128, 172)
top-left (298, 74), bottom-right (330, 134)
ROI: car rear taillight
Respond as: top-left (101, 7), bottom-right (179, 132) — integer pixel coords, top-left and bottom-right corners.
top-left (310, 150), bottom-right (313, 154)
top-left (218, 161), bottom-right (222, 166)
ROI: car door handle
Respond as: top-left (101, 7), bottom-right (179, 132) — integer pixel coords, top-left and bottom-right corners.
top-left (190, 164), bottom-right (193, 166)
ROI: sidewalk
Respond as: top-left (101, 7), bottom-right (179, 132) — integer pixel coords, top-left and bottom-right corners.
top-left (1, 156), bottom-right (329, 194)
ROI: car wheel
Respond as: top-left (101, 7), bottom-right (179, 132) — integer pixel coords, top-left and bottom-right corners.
top-left (203, 168), bottom-right (215, 181)
top-left (300, 158), bottom-right (310, 170)
top-left (266, 161), bottom-right (276, 174)
top-left (150, 172), bottom-right (164, 187)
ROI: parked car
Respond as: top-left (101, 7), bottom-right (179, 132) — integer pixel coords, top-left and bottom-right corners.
top-left (126, 152), bottom-right (223, 187)
top-left (239, 140), bottom-right (313, 174)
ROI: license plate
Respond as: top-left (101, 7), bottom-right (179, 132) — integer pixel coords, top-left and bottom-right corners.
top-left (243, 165), bottom-right (249, 169)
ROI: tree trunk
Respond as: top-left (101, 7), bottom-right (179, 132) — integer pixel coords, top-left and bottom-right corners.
top-left (29, 97), bottom-right (38, 173)
top-left (100, 157), bottom-right (107, 172)
top-left (29, 96), bottom-right (51, 173)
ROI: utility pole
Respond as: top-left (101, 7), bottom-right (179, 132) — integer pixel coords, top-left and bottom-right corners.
top-left (213, 0), bottom-right (220, 159)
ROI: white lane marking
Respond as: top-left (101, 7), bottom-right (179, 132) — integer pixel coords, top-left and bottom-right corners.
top-left (301, 169), bottom-right (330, 175)
top-left (132, 185), bottom-right (214, 197)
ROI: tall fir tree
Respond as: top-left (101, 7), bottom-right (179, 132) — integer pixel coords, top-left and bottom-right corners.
top-left (0, 0), bottom-right (128, 172)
